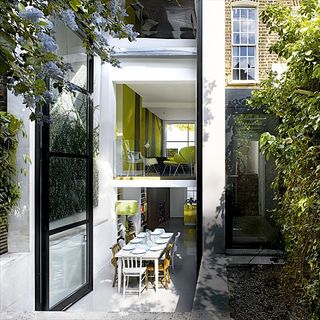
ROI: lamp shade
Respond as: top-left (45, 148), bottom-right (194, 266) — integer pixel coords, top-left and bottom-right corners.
top-left (115, 200), bottom-right (138, 216)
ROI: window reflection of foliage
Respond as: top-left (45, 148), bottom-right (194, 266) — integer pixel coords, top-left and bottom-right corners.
top-left (49, 157), bottom-right (86, 222)
top-left (174, 123), bottom-right (195, 131)
top-left (49, 90), bottom-right (99, 221)
top-left (234, 113), bottom-right (265, 174)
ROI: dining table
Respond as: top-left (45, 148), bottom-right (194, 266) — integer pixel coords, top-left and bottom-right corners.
top-left (115, 230), bottom-right (173, 293)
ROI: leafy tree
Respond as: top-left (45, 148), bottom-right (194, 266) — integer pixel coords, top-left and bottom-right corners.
top-left (248, 0), bottom-right (320, 317)
top-left (0, 0), bottom-right (137, 120)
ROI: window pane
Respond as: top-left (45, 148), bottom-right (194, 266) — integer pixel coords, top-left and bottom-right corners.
top-left (233, 33), bottom-right (240, 44)
top-left (167, 141), bottom-right (189, 151)
top-left (233, 57), bottom-right (240, 68)
top-left (240, 33), bottom-right (248, 44)
top-left (248, 21), bottom-right (255, 32)
top-left (248, 57), bottom-right (255, 68)
top-left (55, 20), bottom-right (87, 90)
top-left (240, 21), bottom-right (248, 33)
top-left (248, 9), bottom-right (256, 20)
top-left (240, 47), bottom-right (247, 56)
top-left (248, 47), bottom-right (255, 56)
top-left (248, 69), bottom-right (255, 80)
top-left (240, 69), bottom-right (248, 80)
top-left (240, 9), bottom-right (248, 20)
top-left (49, 157), bottom-right (87, 229)
top-left (49, 225), bottom-right (87, 307)
top-left (166, 124), bottom-right (188, 141)
top-left (50, 89), bottom-right (88, 155)
top-left (188, 124), bottom-right (195, 141)
top-left (249, 33), bottom-right (256, 44)
top-left (233, 21), bottom-right (240, 33)
top-left (233, 69), bottom-right (240, 80)
top-left (240, 58), bottom-right (247, 68)
top-left (233, 46), bottom-right (240, 56)
top-left (233, 9), bottom-right (240, 20)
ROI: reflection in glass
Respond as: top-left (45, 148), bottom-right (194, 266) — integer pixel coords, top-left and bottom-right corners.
top-left (226, 92), bottom-right (279, 247)
top-left (49, 226), bottom-right (87, 307)
top-left (126, 0), bottom-right (196, 39)
top-left (49, 157), bottom-right (87, 229)
top-left (50, 89), bottom-right (88, 155)
top-left (54, 19), bottom-right (87, 89)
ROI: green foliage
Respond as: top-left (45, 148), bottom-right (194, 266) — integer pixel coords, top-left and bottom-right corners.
top-left (0, 112), bottom-right (22, 219)
top-left (0, 0), bottom-right (137, 119)
top-left (248, 1), bottom-right (320, 317)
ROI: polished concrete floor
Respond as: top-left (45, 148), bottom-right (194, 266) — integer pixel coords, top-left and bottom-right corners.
top-left (68, 218), bottom-right (197, 312)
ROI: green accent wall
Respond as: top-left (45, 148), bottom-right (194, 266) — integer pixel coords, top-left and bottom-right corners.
top-left (117, 85), bottom-right (162, 172)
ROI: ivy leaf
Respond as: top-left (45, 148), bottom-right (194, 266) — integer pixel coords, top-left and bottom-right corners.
top-left (68, 0), bottom-right (82, 11)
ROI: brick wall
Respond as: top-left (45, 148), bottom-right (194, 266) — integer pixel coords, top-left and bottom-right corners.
top-left (0, 76), bottom-right (7, 112)
top-left (225, 0), bottom-right (299, 86)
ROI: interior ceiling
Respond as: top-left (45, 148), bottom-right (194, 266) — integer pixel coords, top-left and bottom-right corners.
top-left (126, 81), bottom-right (196, 121)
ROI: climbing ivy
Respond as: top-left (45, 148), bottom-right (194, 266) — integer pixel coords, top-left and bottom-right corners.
top-left (248, 1), bottom-right (320, 317)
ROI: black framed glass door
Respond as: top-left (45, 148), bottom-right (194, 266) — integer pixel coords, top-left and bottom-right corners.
top-left (35, 57), bottom-right (94, 311)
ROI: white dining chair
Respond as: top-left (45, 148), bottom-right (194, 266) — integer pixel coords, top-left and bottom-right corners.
top-left (171, 232), bottom-right (181, 272)
top-left (122, 256), bottom-right (146, 297)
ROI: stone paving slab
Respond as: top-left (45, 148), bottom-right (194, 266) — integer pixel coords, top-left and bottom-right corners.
top-left (0, 312), bottom-right (213, 320)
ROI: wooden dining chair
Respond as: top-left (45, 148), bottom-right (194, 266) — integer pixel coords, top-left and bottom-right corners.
top-left (146, 243), bottom-right (173, 290)
top-left (127, 232), bottom-right (136, 242)
top-left (122, 256), bottom-right (146, 297)
top-left (110, 242), bottom-right (122, 287)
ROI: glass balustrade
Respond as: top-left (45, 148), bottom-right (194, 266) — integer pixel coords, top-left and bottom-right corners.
top-left (114, 138), bottom-right (196, 178)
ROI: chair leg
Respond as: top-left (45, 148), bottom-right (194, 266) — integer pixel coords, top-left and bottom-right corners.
top-left (146, 270), bottom-right (148, 289)
top-left (138, 275), bottom-right (141, 297)
top-left (123, 274), bottom-right (126, 298)
top-left (171, 255), bottom-right (175, 272)
top-left (162, 165), bottom-right (167, 176)
top-left (173, 164), bottom-right (180, 176)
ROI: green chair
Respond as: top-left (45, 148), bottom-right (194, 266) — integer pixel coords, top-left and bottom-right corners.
top-left (162, 146), bottom-right (196, 176)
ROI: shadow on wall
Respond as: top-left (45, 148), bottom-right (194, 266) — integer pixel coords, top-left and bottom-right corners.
top-left (203, 191), bottom-right (225, 256)
top-left (203, 78), bottom-right (216, 143)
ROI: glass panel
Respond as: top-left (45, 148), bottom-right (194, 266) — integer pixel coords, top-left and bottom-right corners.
top-left (49, 157), bottom-right (87, 230)
top-left (226, 91), bottom-right (280, 247)
top-left (126, 0), bottom-right (196, 39)
top-left (50, 89), bottom-right (88, 155)
top-left (188, 124), bottom-right (195, 141)
top-left (49, 225), bottom-right (87, 307)
top-left (55, 20), bottom-right (87, 89)
top-left (166, 141), bottom-right (189, 151)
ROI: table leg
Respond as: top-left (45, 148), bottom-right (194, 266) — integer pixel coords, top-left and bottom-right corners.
top-left (117, 258), bottom-right (122, 293)
top-left (154, 258), bottom-right (158, 292)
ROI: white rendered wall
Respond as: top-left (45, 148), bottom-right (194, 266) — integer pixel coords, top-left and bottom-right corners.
top-left (92, 57), bottom-right (119, 276)
top-left (202, 0), bottom-right (226, 255)
top-left (0, 93), bottom-right (35, 311)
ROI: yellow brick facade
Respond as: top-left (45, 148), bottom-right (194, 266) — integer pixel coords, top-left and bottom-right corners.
top-left (225, 0), bottom-right (300, 86)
